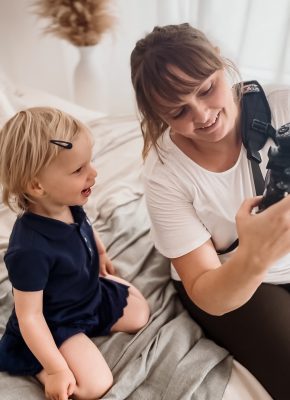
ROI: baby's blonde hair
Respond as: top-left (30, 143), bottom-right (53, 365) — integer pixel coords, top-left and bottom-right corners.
top-left (0, 107), bottom-right (87, 212)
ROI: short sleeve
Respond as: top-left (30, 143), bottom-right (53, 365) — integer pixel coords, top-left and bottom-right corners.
top-left (143, 132), bottom-right (211, 259)
top-left (5, 249), bottom-right (51, 291)
top-left (144, 171), bottom-right (210, 259)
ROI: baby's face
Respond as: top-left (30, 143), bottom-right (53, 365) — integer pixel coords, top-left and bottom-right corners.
top-left (36, 128), bottom-right (97, 209)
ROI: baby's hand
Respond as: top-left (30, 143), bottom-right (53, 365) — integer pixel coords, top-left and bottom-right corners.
top-left (45, 368), bottom-right (76, 400)
top-left (99, 252), bottom-right (116, 276)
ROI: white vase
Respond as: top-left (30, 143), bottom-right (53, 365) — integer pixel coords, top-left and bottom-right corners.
top-left (73, 45), bottom-right (105, 111)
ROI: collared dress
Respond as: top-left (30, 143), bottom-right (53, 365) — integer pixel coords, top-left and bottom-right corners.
top-left (0, 206), bottom-right (129, 376)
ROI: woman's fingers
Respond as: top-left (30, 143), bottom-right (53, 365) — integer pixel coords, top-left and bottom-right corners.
top-left (236, 196), bottom-right (262, 218)
top-left (237, 194), bottom-right (290, 219)
top-left (236, 194), bottom-right (290, 266)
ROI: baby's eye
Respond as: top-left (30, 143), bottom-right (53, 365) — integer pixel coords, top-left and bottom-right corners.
top-left (73, 167), bottom-right (82, 174)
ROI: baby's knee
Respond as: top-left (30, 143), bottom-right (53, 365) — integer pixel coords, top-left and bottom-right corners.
top-left (75, 371), bottom-right (113, 400)
top-left (134, 300), bottom-right (150, 331)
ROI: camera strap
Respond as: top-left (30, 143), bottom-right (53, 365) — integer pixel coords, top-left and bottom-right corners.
top-left (240, 80), bottom-right (272, 194)
top-left (216, 80), bottom-right (271, 256)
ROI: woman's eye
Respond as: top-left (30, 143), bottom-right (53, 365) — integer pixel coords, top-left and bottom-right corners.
top-left (172, 107), bottom-right (186, 119)
top-left (200, 83), bottom-right (213, 96)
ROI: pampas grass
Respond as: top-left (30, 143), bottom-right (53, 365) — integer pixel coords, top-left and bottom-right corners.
top-left (33, 0), bottom-right (115, 46)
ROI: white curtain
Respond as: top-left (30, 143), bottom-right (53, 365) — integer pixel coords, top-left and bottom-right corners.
top-left (79, 0), bottom-right (290, 114)
top-left (0, 0), bottom-right (289, 115)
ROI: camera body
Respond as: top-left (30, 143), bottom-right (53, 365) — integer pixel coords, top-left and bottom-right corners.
top-left (258, 122), bottom-right (290, 211)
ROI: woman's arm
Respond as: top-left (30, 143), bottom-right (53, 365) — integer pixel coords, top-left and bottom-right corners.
top-left (173, 196), bottom-right (290, 315)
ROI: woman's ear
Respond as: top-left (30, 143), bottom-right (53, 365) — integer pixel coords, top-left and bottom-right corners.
top-left (215, 46), bottom-right (220, 54)
top-left (26, 179), bottom-right (45, 198)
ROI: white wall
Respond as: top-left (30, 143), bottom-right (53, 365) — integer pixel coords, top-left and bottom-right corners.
top-left (0, 0), bottom-right (74, 99)
top-left (0, 0), bottom-right (158, 114)
top-left (0, 0), bottom-right (289, 115)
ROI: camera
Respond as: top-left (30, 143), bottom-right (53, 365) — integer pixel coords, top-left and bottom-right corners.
top-left (258, 122), bottom-right (290, 211)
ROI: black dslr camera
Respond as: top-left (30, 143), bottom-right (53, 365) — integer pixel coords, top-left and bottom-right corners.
top-left (258, 122), bottom-right (290, 211)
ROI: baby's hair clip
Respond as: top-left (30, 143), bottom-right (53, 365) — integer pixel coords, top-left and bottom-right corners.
top-left (49, 140), bottom-right (73, 149)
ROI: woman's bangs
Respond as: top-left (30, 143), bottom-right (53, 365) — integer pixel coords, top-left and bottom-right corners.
top-left (144, 69), bottom-right (201, 115)
top-left (140, 48), bottom-right (222, 116)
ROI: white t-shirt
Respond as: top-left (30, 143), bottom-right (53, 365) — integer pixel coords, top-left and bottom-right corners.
top-left (143, 85), bottom-right (290, 284)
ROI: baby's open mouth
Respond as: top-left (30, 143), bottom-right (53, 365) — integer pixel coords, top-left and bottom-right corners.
top-left (81, 188), bottom-right (91, 196)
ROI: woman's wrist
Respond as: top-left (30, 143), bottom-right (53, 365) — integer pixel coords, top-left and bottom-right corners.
top-left (195, 250), bottom-right (267, 315)
top-left (234, 244), bottom-right (270, 280)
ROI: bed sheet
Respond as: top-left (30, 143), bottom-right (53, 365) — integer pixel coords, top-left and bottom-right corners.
top-left (0, 86), bottom-right (272, 399)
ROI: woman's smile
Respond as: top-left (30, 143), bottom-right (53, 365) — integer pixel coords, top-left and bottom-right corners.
top-left (195, 111), bottom-right (221, 133)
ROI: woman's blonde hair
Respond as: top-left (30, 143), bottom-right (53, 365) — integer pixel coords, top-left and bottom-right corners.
top-left (0, 107), bottom-right (87, 212)
top-left (130, 23), bottom-right (241, 159)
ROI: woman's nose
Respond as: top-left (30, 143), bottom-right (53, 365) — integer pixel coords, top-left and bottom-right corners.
top-left (189, 100), bottom-right (210, 124)
top-left (192, 108), bottom-right (210, 125)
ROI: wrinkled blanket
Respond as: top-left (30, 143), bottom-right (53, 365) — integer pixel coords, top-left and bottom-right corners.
top-left (0, 115), bottom-right (232, 399)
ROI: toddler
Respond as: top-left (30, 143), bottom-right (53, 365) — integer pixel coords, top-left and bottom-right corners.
top-left (0, 107), bottom-right (150, 400)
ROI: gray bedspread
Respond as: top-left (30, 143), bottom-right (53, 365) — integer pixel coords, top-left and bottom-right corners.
top-left (0, 115), bottom-right (232, 399)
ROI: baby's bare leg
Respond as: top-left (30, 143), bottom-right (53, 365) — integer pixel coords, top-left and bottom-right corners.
top-left (37, 333), bottom-right (113, 400)
top-left (105, 274), bottom-right (150, 333)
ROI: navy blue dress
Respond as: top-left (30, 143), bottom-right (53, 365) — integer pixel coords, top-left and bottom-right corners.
top-left (0, 206), bottom-right (129, 376)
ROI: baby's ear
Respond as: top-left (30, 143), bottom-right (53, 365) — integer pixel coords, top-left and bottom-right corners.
top-left (26, 179), bottom-right (45, 197)
top-left (215, 46), bottom-right (220, 54)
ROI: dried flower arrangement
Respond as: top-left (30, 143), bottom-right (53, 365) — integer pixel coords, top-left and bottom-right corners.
top-left (33, 0), bottom-right (115, 46)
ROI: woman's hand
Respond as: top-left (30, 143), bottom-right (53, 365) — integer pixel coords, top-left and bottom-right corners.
top-left (236, 194), bottom-right (290, 271)
top-left (173, 195), bottom-right (290, 315)
top-left (44, 368), bottom-right (76, 400)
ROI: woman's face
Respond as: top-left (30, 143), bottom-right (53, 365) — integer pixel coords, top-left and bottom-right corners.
top-left (159, 68), bottom-right (239, 145)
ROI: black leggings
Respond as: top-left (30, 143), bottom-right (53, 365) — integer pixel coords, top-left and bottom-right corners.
top-left (174, 280), bottom-right (290, 400)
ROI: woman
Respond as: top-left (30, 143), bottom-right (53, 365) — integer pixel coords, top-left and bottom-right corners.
top-left (130, 23), bottom-right (290, 399)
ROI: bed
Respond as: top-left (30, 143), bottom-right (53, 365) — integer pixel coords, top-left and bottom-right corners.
top-left (0, 74), bottom-right (272, 399)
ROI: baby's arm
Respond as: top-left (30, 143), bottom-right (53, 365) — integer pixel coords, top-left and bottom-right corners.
top-left (13, 288), bottom-right (76, 400)
top-left (93, 229), bottom-right (116, 276)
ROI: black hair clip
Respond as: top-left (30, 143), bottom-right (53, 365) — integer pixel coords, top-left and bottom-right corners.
top-left (49, 140), bottom-right (73, 149)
